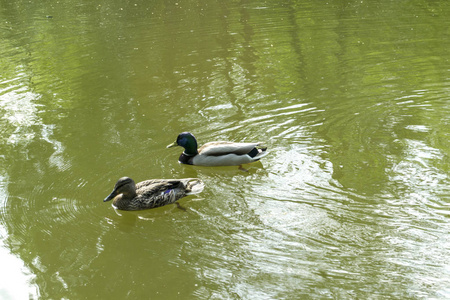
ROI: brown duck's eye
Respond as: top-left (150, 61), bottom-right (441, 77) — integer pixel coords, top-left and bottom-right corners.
top-left (116, 178), bottom-right (132, 189)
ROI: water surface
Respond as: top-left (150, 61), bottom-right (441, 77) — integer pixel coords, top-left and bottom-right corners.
top-left (1, 0), bottom-right (449, 299)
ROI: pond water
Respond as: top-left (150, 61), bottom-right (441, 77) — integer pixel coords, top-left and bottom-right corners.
top-left (1, 0), bottom-right (449, 299)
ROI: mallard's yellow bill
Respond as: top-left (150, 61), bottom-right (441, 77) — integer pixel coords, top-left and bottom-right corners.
top-left (166, 142), bottom-right (178, 148)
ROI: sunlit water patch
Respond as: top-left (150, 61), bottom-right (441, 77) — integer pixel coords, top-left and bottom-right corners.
top-left (0, 176), bottom-right (40, 300)
top-left (0, 83), bottom-right (40, 146)
top-left (0, 235), bottom-right (40, 300)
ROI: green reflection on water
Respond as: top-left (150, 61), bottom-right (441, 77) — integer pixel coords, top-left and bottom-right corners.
top-left (0, 0), bottom-right (449, 299)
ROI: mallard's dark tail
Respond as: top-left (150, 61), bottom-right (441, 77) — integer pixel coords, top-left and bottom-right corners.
top-left (248, 144), bottom-right (268, 160)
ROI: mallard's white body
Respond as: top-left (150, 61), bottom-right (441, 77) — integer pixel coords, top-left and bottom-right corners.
top-left (190, 142), bottom-right (268, 166)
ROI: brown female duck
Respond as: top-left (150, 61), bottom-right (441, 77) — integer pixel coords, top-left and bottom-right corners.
top-left (103, 177), bottom-right (204, 211)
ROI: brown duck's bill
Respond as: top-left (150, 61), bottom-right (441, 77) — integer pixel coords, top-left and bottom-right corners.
top-left (166, 141), bottom-right (178, 148)
top-left (103, 190), bottom-right (117, 202)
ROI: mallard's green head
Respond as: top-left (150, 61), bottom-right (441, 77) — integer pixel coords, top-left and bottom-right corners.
top-left (104, 177), bottom-right (136, 202)
top-left (167, 132), bottom-right (198, 156)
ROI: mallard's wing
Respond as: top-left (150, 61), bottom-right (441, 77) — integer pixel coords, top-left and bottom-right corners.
top-left (198, 141), bottom-right (261, 156)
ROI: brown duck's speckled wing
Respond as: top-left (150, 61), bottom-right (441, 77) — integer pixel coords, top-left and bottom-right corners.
top-left (135, 179), bottom-right (171, 190)
top-left (132, 180), bottom-right (186, 209)
top-left (138, 180), bottom-right (183, 195)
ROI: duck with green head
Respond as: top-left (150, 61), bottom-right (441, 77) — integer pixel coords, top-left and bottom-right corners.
top-left (103, 177), bottom-right (204, 211)
top-left (167, 132), bottom-right (268, 167)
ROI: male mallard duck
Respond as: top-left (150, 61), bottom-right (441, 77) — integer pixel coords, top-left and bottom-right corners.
top-left (167, 132), bottom-right (268, 167)
top-left (103, 177), bottom-right (204, 211)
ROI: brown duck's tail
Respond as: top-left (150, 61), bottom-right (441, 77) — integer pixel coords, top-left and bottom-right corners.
top-left (184, 178), bottom-right (205, 195)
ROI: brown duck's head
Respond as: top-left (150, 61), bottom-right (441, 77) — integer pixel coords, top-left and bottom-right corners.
top-left (103, 177), bottom-right (136, 202)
